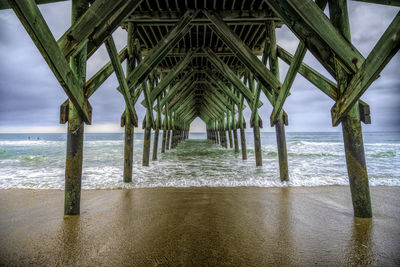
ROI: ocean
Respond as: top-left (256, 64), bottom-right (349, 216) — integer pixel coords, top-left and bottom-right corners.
top-left (0, 132), bottom-right (399, 189)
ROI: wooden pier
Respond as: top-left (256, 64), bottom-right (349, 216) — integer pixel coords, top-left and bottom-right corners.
top-left (3, 0), bottom-right (400, 218)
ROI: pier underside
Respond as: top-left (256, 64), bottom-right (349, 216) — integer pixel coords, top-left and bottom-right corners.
top-left (4, 0), bottom-right (400, 218)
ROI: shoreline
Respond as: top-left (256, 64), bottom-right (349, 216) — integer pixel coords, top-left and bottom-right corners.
top-left (1, 186), bottom-right (400, 266)
top-left (1, 184), bottom-right (399, 191)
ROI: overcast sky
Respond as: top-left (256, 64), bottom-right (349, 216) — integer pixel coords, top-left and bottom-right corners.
top-left (0, 1), bottom-right (399, 133)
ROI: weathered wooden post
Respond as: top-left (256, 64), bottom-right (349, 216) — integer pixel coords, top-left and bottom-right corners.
top-left (216, 121), bottom-right (220, 145)
top-left (142, 78), bottom-right (152, 166)
top-left (248, 72), bottom-right (262, 166)
top-left (161, 114), bottom-right (167, 153)
top-left (121, 22), bottom-right (137, 183)
top-left (238, 94), bottom-right (247, 160)
top-left (171, 115), bottom-right (176, 149)
top-left (152, 95), bottom-right (161, 160)
top-left (227, 111), bottom-right (233, 148)
top-left (161, 102), bottom-right (167, 153)
top-left (232, 102), bottom-right (239, 153)
top-left (64, 0), bottom-right (89, 215)
top-left (268, 22), bottom-right (289, 181)
top-left (220, 119), bottom-right (227, 148)
top-left (166, 110), bottom-right (171, 150)
top-left (329, 0), bottom-right (372, 218)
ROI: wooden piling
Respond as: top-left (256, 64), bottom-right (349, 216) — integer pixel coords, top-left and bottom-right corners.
top-left (152, 125), bottom-right (159, 160)
top-left (227, 112), bottom-right (233, 148)
top-left (275, 115), bottom-right (289, 181)
top-left (161, 126), bottom-right (167, 153)
top-left (166, 129), bottom-right (171, 150)
top-left (123, 109), bottom-right (134, 182)
top-left (142, 109), bottom-right (152, 166)
top-left (238, 95), bottom-right (247, 160)
top-left (64, 0), bottom-right (89, 216)
top-left (232, 104), bottom-right (239, 153)
top-left (248, 72), bottom-right (262, 166)
top-left (268, 21), bottom-right (289, 181)
top-left (122, 22), bottom-right (136, 183)
top-left (171, 129), bottom-right (176, 149)
top-left (253, 117), bottom-right (262, 167)
top-left (153, 90), bottom-right (161, 160)
top-left (329, 0), bottom-right (372, 218)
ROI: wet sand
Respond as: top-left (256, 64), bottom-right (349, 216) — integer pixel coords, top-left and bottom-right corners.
top-left (0, 186), bottom-right (399, 266)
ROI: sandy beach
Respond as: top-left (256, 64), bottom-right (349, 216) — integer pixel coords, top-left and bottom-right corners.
top-left (0, 186), bottom-right (399, 266)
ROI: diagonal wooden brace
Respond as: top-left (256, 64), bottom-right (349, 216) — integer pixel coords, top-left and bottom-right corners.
top-left (331, 12), bottom-right (400, 126)
top-left (105, 36), bottom-right (138, 126)
top-left (9, 0), bottom-right (92, 124)
top-left (204, 10), bottom-right (281, 95)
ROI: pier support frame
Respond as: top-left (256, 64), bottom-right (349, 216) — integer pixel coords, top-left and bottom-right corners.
top-left (329, 0), bottom-right (372, 218)
top-left (123, 109), bottom-right (134, 182)
top-left (248, 73), bottom-right (262, 166)
top-left (152, 117), bottom-right (160, 160)
top-left (161, 117), bottom-right (167, 153)
top-left (231, 103), bottom-right (239, 153)
top-left (153, 79), bottom-right (161, 160)
top-left (166, 129), bottom-right (171, 150)
top-left (227, 112), bottom-right (233, 148)
top-left (275, 114), bottom-right (289, 181)
top-left (253, 116), bottom-right (262, 167)
top-left (238, 94), bottom-right (247, 160)
top-left (142, 110), bottom-right (152, 166)
top-left (268, 22), bottom-right (289, 181)
top-left (64, 0), bottom-right (89, 215)
top-left (122, 22), bottom-right (137, 183)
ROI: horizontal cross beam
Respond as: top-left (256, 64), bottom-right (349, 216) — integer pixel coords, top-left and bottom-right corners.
top-left (141, 47), bottom-right (263, 57)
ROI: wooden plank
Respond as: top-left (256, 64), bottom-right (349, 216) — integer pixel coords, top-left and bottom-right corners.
top-left (331, 12), bottom-right (400, 126)
top-left (205, 10), bottom-right (281, 94)
top-left (141, 47), bottom-right (264, 57)
top-left (125, 10), bottom-right (279, 23)
top-left (105, 36), bottom-right (138, 125)
top-left (57, 0), bottom-right (143, 59)
top-left (8, 0), bottom-right (92, 124)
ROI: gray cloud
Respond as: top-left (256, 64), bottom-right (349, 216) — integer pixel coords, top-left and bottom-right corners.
top-left (0, 2), bottom-right (399, 132)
